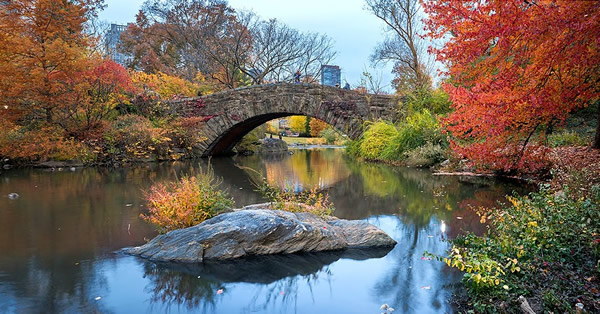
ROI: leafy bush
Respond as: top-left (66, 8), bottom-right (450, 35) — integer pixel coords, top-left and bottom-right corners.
top-left (0, 123), bottom-right (94, 163)
top-left (404, 143), bottom-right (447, 168)
top-left (235, 126), bottom-right (265, 155)
top-left (380, 109), bottom-right (445, 161)
top-left (547, 130), bottom-right (590, 147)
top-left (166, 117), bottom-right (207, 157)
top-left (310, 119), bottom-right (329, 137)
top-left (257, 184), bottom-right (335, 217)
top-left (403, 87), bottom-right (452, 116)
top-left (358, 121), bottom-right (398, 160)
top-left (141, 167), bottom-right (234, 233)
top-left (320, 128), bottom-right (337, 144)
top-left (103, 114), bottom-right (171, 161)
top-left (431, 186), bottom-right (600, 312)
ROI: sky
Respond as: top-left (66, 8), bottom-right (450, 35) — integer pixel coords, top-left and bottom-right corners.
top-left (99, 0), bottom-right (395, 90)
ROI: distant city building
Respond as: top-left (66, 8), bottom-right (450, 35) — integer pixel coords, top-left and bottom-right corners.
top-left (278, 119), bottom-right (289, 130)
top-left (320, 65), bottom-right (341, 87)
top-left (105, 24), bottom-right (131, 67)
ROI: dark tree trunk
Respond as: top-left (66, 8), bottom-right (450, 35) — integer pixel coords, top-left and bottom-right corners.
top-left (46, 108), bottom-right (52, 124)
top-left (594, 102), bottom-right (600, 149)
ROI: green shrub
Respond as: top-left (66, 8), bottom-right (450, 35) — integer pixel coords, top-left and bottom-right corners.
top-left (380, 109), bottom-right (446, 161)
top-left (547, 130), bottom-right (590, 147)
top-left (431, 186), bottom-right (600, 312)
top-left (346, 139), bottom-right (361, 156)
top-left (358, 121), bottom-right (398, 160)
top-left (235, 126), bottom-right (265, 154)
top-left (320, 128), bottom-right (337, 144)
top-left (141, 167), bottom-right (234, 233)
top-left (404, 87), bottom-right (452, 116)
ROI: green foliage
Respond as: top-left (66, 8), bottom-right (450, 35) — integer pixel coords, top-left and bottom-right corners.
top-left (235, 126), bottom-right (265, 154)
top-left (141, 167), bottom-right (234, 233)
top-left (431, 186), bottom-right (600, 312)
top-left (403, 87), bottom-right (452, 116)
top-left (257, 183), bottom-right (335, 217)
top-left (320, 128), bottom-right (337, 144)
top-left (380, 109), bottom-right (446, 161)
top-left (350, 107), bottom-right (448, 166)
top-left (547, 130), bottom-right (590, 148)
top-left (358, 121), bottom-right (399, 160)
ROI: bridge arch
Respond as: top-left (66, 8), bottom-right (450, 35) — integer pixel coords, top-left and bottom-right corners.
top-left (171, 83), bottom-right (401, 156)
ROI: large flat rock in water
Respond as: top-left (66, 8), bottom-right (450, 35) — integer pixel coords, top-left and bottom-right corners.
top-left (125, 208), bottom-right (396, 263)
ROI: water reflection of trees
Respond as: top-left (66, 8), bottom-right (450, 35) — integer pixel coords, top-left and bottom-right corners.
top-left (237, 149), bottom-right (351, 191)
top-left (0, 149), bottom-right (531, 312)
top-left (366, 216), bottom-right (462, 313)
top-left (141, 248), bottom-right (391, 311)
top-left (334, 156), bottom-right (529, 235)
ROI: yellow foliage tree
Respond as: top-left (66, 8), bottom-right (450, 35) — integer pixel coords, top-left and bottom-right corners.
top-left (130, 71), bottom-right (210, 99)
top-left (289, 116), bottom-right (307, 134)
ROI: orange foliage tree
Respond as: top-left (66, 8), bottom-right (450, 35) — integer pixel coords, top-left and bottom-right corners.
top-left (423, 0), bottom-right (600, 173)
top-left (310, 119), bottom-right (328, 137)
top-left (0, 0), bottom-right (104, 124)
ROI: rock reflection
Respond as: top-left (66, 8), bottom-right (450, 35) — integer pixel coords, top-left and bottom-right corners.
top-left (141, 248), bottom-right (392, 310)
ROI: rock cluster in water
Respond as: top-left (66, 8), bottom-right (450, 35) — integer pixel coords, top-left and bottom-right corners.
top-left (258, 138), bottom-right (288, 153)
top-left (125, 205), bottom-right (396, 263)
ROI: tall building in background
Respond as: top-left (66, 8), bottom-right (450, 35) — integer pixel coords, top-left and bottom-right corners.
top-left (105, 24), bottom-right (131, 67)
top-left (320, 65), bottom-right (341, 87)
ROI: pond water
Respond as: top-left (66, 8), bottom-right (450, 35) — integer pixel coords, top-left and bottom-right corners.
top-left (0, 149), bottom-right (529, 313)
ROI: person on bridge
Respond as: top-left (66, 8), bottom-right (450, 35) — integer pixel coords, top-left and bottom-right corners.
top-left (294, 70), bottom-right (301, 83)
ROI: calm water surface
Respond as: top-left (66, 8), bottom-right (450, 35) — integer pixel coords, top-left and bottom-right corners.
top-left (0, 149), bottom-right (528, 313)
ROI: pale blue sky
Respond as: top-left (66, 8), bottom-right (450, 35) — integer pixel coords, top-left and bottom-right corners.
top-left (99, 0), bottom-right (395, 90)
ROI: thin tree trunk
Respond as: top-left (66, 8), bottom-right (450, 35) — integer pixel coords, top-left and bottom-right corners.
top-left (594, 101), bottom-right (600, 149)
top-left (46, 108), bottom-right (53, 124)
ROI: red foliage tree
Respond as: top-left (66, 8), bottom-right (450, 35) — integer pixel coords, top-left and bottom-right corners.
top-left (58, 59), bottom-right (135, 138)
top-left (423, 0), bottom-right (600, 173)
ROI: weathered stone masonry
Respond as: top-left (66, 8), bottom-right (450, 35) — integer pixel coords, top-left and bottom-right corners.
top-left (171, 83), bottom-right (402, 156)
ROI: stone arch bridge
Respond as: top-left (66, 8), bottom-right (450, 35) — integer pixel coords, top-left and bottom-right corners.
top-left (170, 83), bottom-right (402, 156)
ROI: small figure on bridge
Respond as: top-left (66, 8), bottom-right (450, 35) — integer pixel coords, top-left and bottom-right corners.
top-left (294, 70), bottom-right (301, 83)
top-left (343, 83), bottom-right (350, 90)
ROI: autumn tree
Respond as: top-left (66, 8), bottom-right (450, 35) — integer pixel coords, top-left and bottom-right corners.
top-left (310, 119), bottom-right (328, 137)
top-left (366, 0), bottom-right (431, 93)
top-left (0, 0), bottom-right (104, 124)
top-left (289, 116), bottom-right (308, 135)
top-left (424, 0), bottom-right (600, 172)
top-left (120, 2), bottom-right (336, 88)
top-left (120, 0), bottom-right (244, 85)
top-left (58, 59), bottom-right (135, 138)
